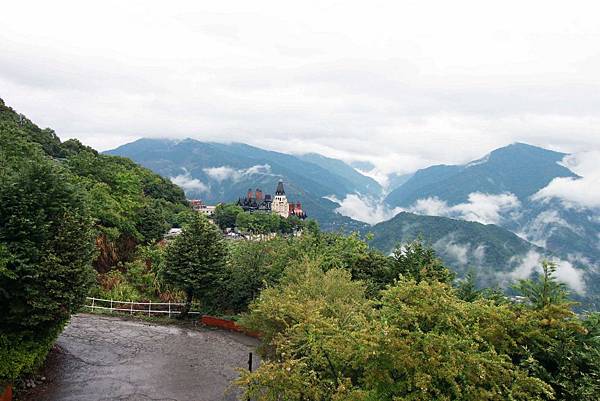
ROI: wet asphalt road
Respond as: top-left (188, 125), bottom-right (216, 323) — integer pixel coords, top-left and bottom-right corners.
top-left (27, 314), bottom-right (259, 401)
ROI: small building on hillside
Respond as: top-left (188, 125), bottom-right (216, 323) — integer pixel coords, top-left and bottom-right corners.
top-left (189, 199), bottom-right (216, 216)
top-left (237, 180), bottom-right (306, 219)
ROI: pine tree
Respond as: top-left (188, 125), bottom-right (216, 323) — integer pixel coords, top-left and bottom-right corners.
top-left (162, 214), bottom-right (227, 316)
top-left (514, 260), bottom-right (569, 309)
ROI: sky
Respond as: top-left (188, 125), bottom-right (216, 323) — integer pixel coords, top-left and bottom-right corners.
top-left (2, 0), bottom-right (600, 180)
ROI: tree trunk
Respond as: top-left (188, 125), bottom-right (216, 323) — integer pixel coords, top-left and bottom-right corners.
top-left (181, 291), bottom-right (193, 319)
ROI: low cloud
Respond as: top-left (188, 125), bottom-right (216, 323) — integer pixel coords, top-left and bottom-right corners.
top-left (326, 194), bottom-right (402, 225)
top-left (533, 151), bottom-right (600, 210)
top-left (203, 164), bottom-right (272, 182)
top-left (329, 191), bottom-right (521, 225)
top-left (408, 192), bottom-right (521, 225)
top-left (434, 236), bottom-right (487, 267)
top-left (170, 169), bottom-right (209, 194)
top-left (517, 209), bottom-right (580, 248)
top-left (506, 251), bottom-right (586, 295)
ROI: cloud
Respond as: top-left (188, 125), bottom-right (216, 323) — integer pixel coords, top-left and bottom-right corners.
top-left (203, 164), bottom-right (272, 182)
top-left (1, 1), bottom-right (600, 175)
top-left (325, 194), bottom-right (402, 225)
top-left (517, 209), bottom-right (580, 248)
top-left (532, 151), bottom-right (600, 210)
top-left (409, 197), bottom-right (451, 217)
top-left (408, 192), bottom-right (521, 225)
top-left (170, 169), bottom-right (209, 194)
top-left (506, 251), bottom-right (586, 294)
top-left (440, 241), bottom-right (469, 265)
top-left (203, 166), bottom-right (241, 182)
top-left (329, 191), bottom-right (521, 225)
top-left (434, 236), bottom-right (487, 267)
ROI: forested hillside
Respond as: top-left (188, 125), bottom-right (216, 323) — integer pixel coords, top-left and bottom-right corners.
top-left (0, 98), bottom-right (192, 385)
top-left (370, 212), bottom-right (539, 267)
top-left (0, 99), bottom-right (189, 271)
top-left (106, 138), bottom-right (369, 231)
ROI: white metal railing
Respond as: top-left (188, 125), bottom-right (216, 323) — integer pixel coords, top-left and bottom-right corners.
top-left (84, 297), bottom-right (201, 318)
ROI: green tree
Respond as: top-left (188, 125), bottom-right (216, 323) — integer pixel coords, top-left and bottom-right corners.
top-left (136, 200), bottom-right (169, 243)
top-left (213, 203), bottom-right (243, 230)
top-left (390, 239), bottom-right (454, 284)
top-left (237, 262), bottom-right (553, 401)
top-left (514, 260), bottom-right (569, 309)
top-left (0, 128), bottom-right (95, 382)
top-left (162, 214), bottom-right (227, 315)
top-left (456, 269), bottom-right (482, 302)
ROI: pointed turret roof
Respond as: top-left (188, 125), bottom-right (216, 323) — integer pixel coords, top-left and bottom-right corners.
top-left (275, 180), bottom-right (285, 195)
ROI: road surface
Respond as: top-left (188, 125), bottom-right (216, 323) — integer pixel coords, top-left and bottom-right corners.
top-left (25, 314), bottom-right (259, 401)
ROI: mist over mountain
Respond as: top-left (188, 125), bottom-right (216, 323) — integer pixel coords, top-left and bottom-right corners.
top-left (385, 143), bottom-right (577, 207)
top-left (106, 138), bottom-right (370, 232)
top-left (382, 143), bottom-right (600, 266)
top-left (107, 137), bottom-right (600, 306)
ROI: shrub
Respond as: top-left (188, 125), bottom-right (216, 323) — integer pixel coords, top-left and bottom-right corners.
top-left (0, 129), bottom-right (95, 382)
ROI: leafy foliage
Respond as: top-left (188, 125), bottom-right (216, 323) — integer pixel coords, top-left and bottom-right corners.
top-left (0, 127), bottom-right (95, 382)
top-left (234, 236), bottom-right (600, 401)
top-left (162, 214), bottom-right (227, 314)
top-left (513, 260), bottom-right (569, 309)
top-left (237, 263), bottom-right (557, 401)
top-left (213, 203), bottom-right (244, 230)
top-left (0, 99), bottom-right (189, 272)
top-left (390, 239), bottom-right (455, 284)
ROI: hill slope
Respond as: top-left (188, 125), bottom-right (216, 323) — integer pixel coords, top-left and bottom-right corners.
top-left (106, 138), bottom-right (370, 231)
top-left (369, 212), bottom-right (542, 282)
top-left (385, 143), bottom-right (577, 207)
top-left (385, 142), bottom-right (599, 262)
top-left (0, 99), bottom-right (189, 270)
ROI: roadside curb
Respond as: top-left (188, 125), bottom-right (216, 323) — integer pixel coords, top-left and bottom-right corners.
top-left (0, 385), bottom-right (12, 401)
top-left (200, 315), bottom-right (261, 338)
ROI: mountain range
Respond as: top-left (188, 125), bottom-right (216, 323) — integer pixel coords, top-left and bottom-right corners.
top-left (107, 138), bottom-right (599, 307)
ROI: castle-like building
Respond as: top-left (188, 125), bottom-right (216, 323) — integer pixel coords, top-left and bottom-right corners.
top-left (237, 180), bottom-right (306, 219)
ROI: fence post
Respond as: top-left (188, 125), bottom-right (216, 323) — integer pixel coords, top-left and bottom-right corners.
top-left (130, 300), bottom-right (133, 315)
top-left (91, 297), bottom-right (95, 312)
top-left (168, 301), bottom-right (171, 318)
top-left (110, 299), bottom-right (113, 313)
top-left (148, 300), bottom-right (151, 316)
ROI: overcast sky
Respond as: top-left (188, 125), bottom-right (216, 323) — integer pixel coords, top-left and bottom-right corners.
top-left (2, 0), bottom-right (600, 178)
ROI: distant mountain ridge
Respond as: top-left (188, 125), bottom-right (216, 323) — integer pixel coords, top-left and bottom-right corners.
top-left (107, 138), bottom-right (600, 307)
top-left (369, 211), bottom-right (544, 285)
top-left (385, 143), bottom-right (577, 207)
top-left (106, 138), bottom-right (372, 231)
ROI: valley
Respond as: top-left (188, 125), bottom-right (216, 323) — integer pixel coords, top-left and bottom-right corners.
top-left (107, 137), bottom-right (600, 307)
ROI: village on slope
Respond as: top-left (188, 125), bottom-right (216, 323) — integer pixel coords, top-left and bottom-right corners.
top-left (165, 180), bottom-right (309, 240)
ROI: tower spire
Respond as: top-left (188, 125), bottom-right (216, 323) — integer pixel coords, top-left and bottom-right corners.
top-left (275, 180), bottom-right (285, 195)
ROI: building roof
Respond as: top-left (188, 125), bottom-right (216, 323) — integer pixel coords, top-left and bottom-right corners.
top-left (275, 180), bottom-right (285, 195)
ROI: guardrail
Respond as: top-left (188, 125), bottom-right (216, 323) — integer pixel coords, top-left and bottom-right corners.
top-left (84, 297), bottom-right (201, 318)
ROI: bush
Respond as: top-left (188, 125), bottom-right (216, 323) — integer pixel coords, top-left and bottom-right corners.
top-left (0, 326), bottom-right (63, 383)
top-left (0, 129), bottom-right (95, 382)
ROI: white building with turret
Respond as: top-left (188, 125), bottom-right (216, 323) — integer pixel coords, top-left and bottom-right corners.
top-left (271, 180), bottom-right (289, 218)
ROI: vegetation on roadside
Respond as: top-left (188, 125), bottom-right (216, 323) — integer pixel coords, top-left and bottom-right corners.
top-left (0, 126), bottom-right (95, 383)
top-left (0, 99), bottom-right (188, 385)
top-left (235, 250), bottom-right (600, 401)
top-left (162, 214), bottom-right (228, 316)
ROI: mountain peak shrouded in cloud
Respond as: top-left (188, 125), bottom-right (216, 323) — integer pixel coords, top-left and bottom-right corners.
top-left (384, 142), bottom-right (577, 208)
top-left (104, 135), bottom-right (600, 303)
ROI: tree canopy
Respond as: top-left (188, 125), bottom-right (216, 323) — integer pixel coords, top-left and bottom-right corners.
top-left (162, 214), bottom-right (227, 314)
top-left (0, 126), bottom-right (96, 382)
